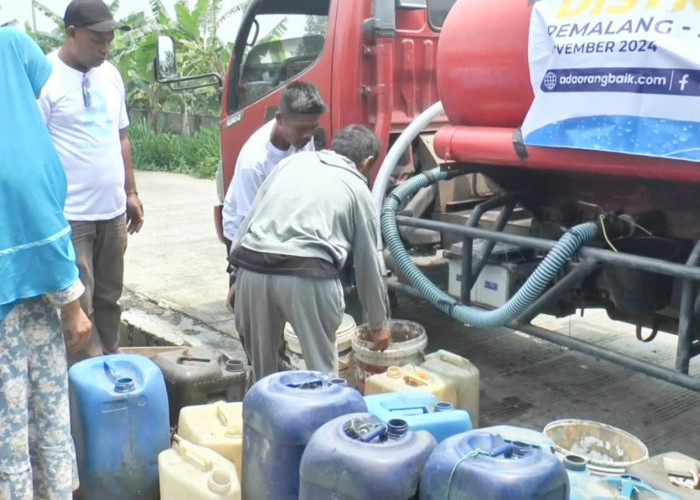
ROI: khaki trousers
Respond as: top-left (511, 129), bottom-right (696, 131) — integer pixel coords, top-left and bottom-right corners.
top-left (66, 215), bottom-right (127, 364)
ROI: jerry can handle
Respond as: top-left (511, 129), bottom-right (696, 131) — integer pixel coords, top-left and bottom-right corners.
top-left (103, 361), bottom-right (135, 392)
top-left (177, 355), bottom-right (212, 365)
top-left (618, 476), bottom-right (645, 499)
top-left (216, 401), bottom-right (229, 426)
top-left (359, 423), bottom-right (387, 443)
top-left (103, 360), bottom-right (120, 381)
top-left (438, 350), bottom-right (469, 368)
top-left (286, 377), bottom-right (323, 389)
top-left (403, 373), bottom-right (428, 387)
top-left (490, 443), bottom-right (514, 457)
top-left (173, 435), bottom-right (213, 471)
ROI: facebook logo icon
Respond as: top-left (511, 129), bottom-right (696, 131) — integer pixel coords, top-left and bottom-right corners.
top-left (670, 70), bottom-right (700, 96)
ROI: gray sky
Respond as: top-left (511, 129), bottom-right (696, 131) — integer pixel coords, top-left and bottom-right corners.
top-left (1, 0), bottom-right (245, 42)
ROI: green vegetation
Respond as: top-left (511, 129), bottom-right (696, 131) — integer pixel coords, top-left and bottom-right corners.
top-left (129, 120), bottom-right (219, 178)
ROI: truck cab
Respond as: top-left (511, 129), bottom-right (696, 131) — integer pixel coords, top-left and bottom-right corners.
top-left (213, 0), bottom-right (454, 242)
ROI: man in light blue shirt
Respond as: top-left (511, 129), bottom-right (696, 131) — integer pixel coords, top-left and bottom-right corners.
top-left (0, 26), bottom-right (91, 499)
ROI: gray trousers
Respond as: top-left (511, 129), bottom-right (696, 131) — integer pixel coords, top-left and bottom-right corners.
top-left (234, 269), bottom-right (344, 382)
top-left (66, 215), bottom-right (127, 364)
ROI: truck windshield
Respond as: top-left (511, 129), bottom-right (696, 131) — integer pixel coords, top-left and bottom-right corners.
top-left (231, 12), bottom-right (329, 112)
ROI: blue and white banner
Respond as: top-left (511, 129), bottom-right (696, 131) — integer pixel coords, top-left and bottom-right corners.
top-left (521, 0), bottom-right (700, 161)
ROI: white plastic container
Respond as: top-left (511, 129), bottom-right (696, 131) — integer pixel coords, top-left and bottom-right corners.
top-left (158, 435), bottom-right (241, 500)
top-left (446, 242), bottom-right (538, 307)
top-left (177, 401), bottom-right (243, 481)
top-left (420, 350), bottom-right (480, 427)
top-left (364, 365), bottom-right (454, 403)
top-left (283, 313), bottom-right (357, 386)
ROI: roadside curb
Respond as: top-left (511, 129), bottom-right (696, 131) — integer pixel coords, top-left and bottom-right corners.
top-left (120, 287), bottom-right (248, 363)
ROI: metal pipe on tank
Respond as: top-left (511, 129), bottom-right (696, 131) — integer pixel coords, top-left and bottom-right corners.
top-left (433, 125), bottom-right (700, 183)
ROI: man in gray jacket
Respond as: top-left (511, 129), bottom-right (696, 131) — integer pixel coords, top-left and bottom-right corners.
top-left (230, 125), bottom-right (390, 381)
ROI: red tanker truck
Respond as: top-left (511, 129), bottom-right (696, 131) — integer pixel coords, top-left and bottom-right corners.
top-left (158, 0), bottom-right (700, 391)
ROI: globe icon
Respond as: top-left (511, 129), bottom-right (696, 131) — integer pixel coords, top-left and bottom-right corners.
top-left (543, 71), bottom-right (557, 90)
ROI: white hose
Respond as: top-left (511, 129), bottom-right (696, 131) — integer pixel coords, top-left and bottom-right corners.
top-left (371, 101), bottom-right (445, 214)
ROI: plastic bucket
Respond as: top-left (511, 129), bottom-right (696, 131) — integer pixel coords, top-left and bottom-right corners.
top-left (604, 237), bottom-right (680, 314)
top-left (352, 320), bottom-right (427, 394)
top-left (543, 419), bottom-right (649, 473)
top-left (282, 314), bottom-right (357, 386)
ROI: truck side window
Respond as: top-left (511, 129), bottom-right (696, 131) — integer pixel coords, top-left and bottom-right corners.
top-left (426, 0), bottom-right (457, 31)
top-left (233, 14), bottom-right (328, 111)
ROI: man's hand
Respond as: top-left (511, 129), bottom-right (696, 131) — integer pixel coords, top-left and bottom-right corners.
top-left (126, 192), bottom-right (144, 234)
top-left (369, 325), bottom-right (391, 352)
top-left (61, 300), bottom-right (92, 351)
top-left (227, 283), bottom-right (236, 313)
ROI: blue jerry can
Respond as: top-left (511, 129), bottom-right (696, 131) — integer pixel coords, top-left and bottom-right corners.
top-left (242, 371), bottom-right (366, 500)
top-left (364, 391), bottom-right (472, 442)
top-left (69, 354), bottom-right (170, 500)
top-left (420, 430), bottom-right (570, 500)
top-left (300, 413), bottom-right (437, 499)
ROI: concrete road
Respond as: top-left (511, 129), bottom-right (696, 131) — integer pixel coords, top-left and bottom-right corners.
top-left (124, 171), bottom-right (233, 335)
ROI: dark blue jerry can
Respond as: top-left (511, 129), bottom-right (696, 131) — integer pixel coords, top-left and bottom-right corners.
top-left (69, 354), bottom-right (170, 500)
top-left (300, 413), bottom-right (437, 499)
top-left (420, 430), bottom-right (569, 500)
top-left (365, 392), bottom-right (472, 442)
top-left (242, 371), bottom-right (366, 500)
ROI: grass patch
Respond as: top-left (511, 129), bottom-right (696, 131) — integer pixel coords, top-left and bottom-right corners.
top-left (130, 120), bottom-right (219, 179)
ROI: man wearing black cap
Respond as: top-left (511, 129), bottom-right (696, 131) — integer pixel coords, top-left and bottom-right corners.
top-left (38, 0), bottom-right (144, 364)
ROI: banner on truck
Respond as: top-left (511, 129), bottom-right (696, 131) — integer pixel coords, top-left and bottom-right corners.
top-left (521, 0), bottom-right (700, 162)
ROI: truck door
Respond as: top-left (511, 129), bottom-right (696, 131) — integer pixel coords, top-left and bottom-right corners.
top-left (220, 0), bottom-right (334, 193)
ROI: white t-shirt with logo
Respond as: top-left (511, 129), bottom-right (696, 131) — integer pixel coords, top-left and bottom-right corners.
top-left (222, 119), bottom-right (314, 241)
top-left (38, 51), bottom-right (129, 221)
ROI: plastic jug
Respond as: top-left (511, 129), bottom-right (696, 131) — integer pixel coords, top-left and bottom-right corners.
top-left (159, 435), bottom-right (241, 500)
top-left (420, 431), bottom-right (570, 500)
top-left (628, 452), bottom-right (700, 499)
top-left (564, 455), bottom-right (679, 500)
top-left (364, 392), bottom-right (472, 442)
top-left (178, 401), bottom-right (243, 481)
top-left (420, 349), bottom-right (480, 426)
top-left (69, 354), bottom-right (170, 500)
top-left (299, 413), bottom-right (437, 499)
top-left (364, 364), bottom-right (454, 403)
top-left (242, 371), bottom-right (366, 500)
top-left (152, 346), bottom-right (247, 425)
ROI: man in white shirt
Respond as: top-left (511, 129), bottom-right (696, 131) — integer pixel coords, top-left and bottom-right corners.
top-left (222, 82), bottom-right (327, 245)
top-left (38, 0), bottom-right (143, 363)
